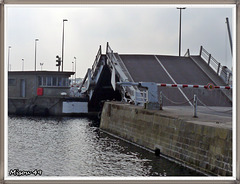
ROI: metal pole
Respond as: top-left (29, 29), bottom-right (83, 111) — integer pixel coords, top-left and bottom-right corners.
top-left (177, 7), bottom-right (186, 57)
top-left (226, 17), bottom-right (232, 56)
top-left (160, 91), bottom-right (163, 110)
top-left (208, 54), bottom-right (211, 65)
top-left (199, 46), bottom-right (203, 56)
top-left (8, 46), bottom-right (11, 71)
top-left (61, 19), bottom-right (68, 72)
top-left (22, 59), bottom-right (24, 71)
top-left (72, 61), bottom-right (74, 83)
top-left (193, 94), bottom-right (198, 118)
top-left (74, 57), bottom-right (76, 84)
top-left (34, 39), bottom-right (39, 71)
top-left (40, 63), bottom-right (43, 71)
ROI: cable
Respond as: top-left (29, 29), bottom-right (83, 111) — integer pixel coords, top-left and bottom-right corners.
top-left (197, 98), bottom-right (232, 113)
top-left (161, 92), bottom-right (194, 105)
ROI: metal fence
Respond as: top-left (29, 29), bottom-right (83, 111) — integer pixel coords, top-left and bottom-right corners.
top-left (199, 46), bottom-right (232, 85)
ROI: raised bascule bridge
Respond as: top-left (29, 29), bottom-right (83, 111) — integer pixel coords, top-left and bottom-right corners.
top-left (79, 42), bottom-right (232, 113)
top-left (79, 43), bottom-right (233, 176)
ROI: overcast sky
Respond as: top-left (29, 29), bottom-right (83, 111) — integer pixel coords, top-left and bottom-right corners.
top-left (6, 5), bottom-right (233, 78)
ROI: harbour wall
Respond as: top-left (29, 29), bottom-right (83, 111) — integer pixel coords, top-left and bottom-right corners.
top-left (8, 96), bottom-right (89, 116)
top-left (8, 96), bottom-right (64, 116)
top-left (100, 101), bottom-right (232, 176)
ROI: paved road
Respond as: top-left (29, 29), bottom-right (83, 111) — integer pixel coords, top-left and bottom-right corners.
top-left (118, 54), bottom-right (231, 107)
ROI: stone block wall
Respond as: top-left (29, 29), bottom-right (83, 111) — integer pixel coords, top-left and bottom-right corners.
top-left (100, 102), bottom-right (232, 176)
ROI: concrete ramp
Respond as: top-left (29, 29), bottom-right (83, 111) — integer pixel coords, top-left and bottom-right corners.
top-left (118, 54), bottom-right (231, 107)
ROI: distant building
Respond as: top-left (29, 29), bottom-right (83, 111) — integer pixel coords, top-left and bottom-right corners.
top-left (7, 71), bottom-right (91, 116)
top-left (8, 71), bottom-right (74, 98)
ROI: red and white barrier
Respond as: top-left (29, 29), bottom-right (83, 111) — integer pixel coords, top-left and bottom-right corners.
top-left (157, 83), bottom-right (232, 90)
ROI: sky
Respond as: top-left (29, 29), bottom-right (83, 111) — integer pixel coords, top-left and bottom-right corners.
top-left (5, 5), bottom-right (234, 78)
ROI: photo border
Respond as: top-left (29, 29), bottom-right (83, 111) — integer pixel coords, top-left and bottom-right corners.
top-left (0, 0), bottom-right (239, 184)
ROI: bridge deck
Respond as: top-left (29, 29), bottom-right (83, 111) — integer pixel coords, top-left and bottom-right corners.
top-left (118, 54), bottom-right (231, 107)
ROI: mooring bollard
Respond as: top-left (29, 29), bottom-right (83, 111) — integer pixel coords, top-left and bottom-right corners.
top-left (193, 94), bottom-right (198, 118)
top-left (160, 91), bottom-right (163, 110)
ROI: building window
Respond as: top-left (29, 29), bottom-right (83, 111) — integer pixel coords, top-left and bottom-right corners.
top-left (62, 77), bottom-right (66, 86)
top-left (8, 78), bottom-right (16, 86)
top-left (47, 77), bottom-right (52, 86)
top-left (66, 78), bottom-right (70, 86)
top-left (58, 77), bottom-right (62, 86)
top-left (38, 76), bottom-right (42, 86)
top-left (43, 76), bottom-right (46, 86)
top-left (38, 76), bottom-right (69, 87)
top-left (52, 77), bottom-right (57, 86)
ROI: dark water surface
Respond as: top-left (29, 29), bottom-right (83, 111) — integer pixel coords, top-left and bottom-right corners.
top-left (8, 116), bottom-right (203, 177)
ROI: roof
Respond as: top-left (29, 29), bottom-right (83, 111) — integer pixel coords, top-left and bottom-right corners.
top-left (8, 71), bottom-right (75, 76)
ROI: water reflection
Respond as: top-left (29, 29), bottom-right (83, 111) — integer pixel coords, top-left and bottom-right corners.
top-left (8, 116), bottom-right (203, 176)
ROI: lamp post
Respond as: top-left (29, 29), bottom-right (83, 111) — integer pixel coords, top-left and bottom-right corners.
top-left (22, 59), bottom-right (24, 71)
top-left (40, 63), bottom-right (44, 71)
top-left (72, 61), bottom-right (74, 83)
top-left (8, 46), bottom-right (11, 71)
top-left (35, 39), bottom-right (39, 71)
top-left (177, 7), bottom-right (186, 57)
top-left (74, 57), bottom-right (76, 84)
top-left (61, 19), bottom-right (68, 72)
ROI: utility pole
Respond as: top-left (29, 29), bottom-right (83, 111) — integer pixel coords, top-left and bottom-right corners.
top-left (34, 39), bottom-right (39, 71)
top-left (40, 63), bottom-right (44, 71)
top-left (226, 17), bottom-right (232, 56)
top-left (61, 19), bottom-right (68, 72)
top-left (74, 57), bottom-right (76, 84)
top-left (8, 46), bottom-right (11, 71)
top-left (22, 59), bottom-right (24, 71)
top-left (177, 7), bottom-right (186, 57)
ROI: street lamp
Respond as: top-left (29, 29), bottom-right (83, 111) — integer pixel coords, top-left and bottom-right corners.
top-left (72, 61), bottom-right (74, 83)
top-left (74, 57), bottom-right (76, 84)
top-left (40, 63), bottom-right (44, 71)
top-left (22, 59), bottom-right (24, 71)
top-left (8, 46), bottom-right (11, 71)
top-left (35, 39), bottom-right (39, 71)
top-left (177, 7), bottom-right (186, 57)
top-left (61, 19), bottom-right (68, 72)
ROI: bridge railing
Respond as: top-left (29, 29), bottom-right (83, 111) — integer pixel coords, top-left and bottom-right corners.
top-left (91, 45), bottom-right (102, 77)
top-left (184, 49), bottom-right (190, 57)
top-left (134, 90), bottom-right (148, 106)
top-left (199, 46), bottom-right (232, 85)
top-left (106, 42), bottom-right (138, 103)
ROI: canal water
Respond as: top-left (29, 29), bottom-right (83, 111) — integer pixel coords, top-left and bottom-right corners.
top-left (8, 116), bottom-right (203, 177)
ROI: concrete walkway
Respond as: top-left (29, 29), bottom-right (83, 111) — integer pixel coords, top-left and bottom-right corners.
top-left (159, 106), bottom-right (232, 130)
top-left (112, 102), bottom-right (232, 130)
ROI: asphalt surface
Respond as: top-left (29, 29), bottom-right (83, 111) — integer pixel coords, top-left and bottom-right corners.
top-left (118, 54), bottom-right (232, 107)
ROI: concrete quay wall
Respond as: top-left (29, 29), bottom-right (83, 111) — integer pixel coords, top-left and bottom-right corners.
top-left (100, 102), bottom-right (232, 176)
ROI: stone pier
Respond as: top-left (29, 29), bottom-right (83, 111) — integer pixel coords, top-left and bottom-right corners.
top-left (100, 101), bottom-right (232, 176)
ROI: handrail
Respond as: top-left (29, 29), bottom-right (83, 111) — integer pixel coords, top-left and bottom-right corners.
top-left (91, 45), bottom-right (102, 75)
top-left (184, 49), bottom-right (190, 57)
top-left (106, 42), bottom-right (142, 104)
top-left (78, 68), bottom-right (90, 92)
top-left (199, 46), bottom-right (232, 85)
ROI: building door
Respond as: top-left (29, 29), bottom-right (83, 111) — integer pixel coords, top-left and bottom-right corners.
top-left (20, 79), bottom-right (26, 98)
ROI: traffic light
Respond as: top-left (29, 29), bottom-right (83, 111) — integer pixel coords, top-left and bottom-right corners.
top-left (56, 55), bottom-right (61, 72)
top-left (56, 55), bottom-right (61, 66)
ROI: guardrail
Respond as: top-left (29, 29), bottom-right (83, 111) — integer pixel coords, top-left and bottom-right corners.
top-left (199, 46), bottom-right (232, 85)
top-left (134, 90), bottom-right (148, 106)
top-left (106, 42), bottom-right (137, 103)
top-left (184, 49), bottom-right (190, 57)
top-left (91, 45), bottom-right (102, 77)
top-left (79, 46), bottom-right (103, 94)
